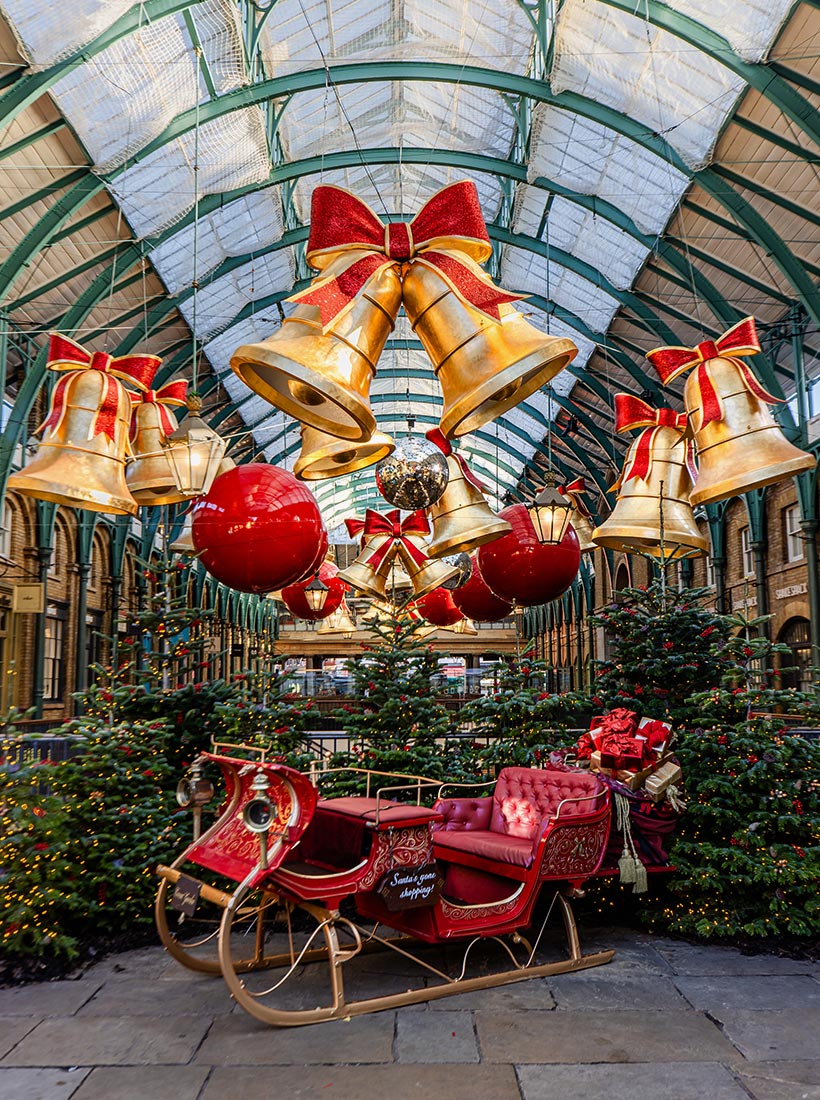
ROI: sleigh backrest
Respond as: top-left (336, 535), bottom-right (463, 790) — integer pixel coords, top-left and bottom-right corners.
top-left (490, 766), bottom-right (604, 840)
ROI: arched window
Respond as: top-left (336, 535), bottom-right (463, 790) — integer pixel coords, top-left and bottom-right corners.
top-left (778, 617), bottom-right (812, 693)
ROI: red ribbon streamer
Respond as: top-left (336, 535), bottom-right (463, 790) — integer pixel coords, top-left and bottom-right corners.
top-left (425, 428), bottom-right (486, 492)
top-left (290, 181), bottom-right (524, 329)
top-left (613, 394), bottom-right (690, 485)
top-left (645, 317), bottom-right (780, 429)
top-left (130, 379), bottom-right (188, 439)
top-left (42, 333), bottom-right (161, 443)
top-left (360, 508), bottom-right (431, 571)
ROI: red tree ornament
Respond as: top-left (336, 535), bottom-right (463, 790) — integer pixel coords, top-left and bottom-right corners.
top-left (451, 553), bottom-right (514, 622)
top-left (281, 560), bottom-right (346, 621)
top-left (477, 503), bottom-right (580, 607)
top-left (192, 463), bottom-right (326, 594)
top-left (414, 586), bottom-right (465, 628)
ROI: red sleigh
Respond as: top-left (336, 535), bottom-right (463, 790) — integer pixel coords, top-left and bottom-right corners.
top-left (156, 746), bottom-right (668, 1026)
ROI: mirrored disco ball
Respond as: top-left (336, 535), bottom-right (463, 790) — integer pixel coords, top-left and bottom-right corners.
top-left (441, 552), bottom-right (472, 589)
top-left (375, 436), bottom-right (449, 510)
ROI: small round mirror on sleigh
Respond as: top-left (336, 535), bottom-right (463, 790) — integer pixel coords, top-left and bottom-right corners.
top-left (155, 743), bottom-right (679, 1027)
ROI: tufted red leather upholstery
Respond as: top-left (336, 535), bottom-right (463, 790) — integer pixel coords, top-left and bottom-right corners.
top-left (432, 767), bottom-right (606, 879)
top-left (490, 767), bottom-right (603, 838)
top-left (433, 828), bottom-right (533, 867)
top-left (434, 796), bottom-right (492, 831)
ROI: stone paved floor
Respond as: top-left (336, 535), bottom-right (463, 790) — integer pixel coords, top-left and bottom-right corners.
top-left (0, 928), bottom-right (817, 1099)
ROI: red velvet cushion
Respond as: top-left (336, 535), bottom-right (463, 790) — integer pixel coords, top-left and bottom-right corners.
top-left (490, 767), bottom-right (603, 835)
top-left (433, 795), bottom-right (492, 831)
top-left (433, 828), bottom-right (534, 868)
top-left (319, 797), bottom-right (441, 827)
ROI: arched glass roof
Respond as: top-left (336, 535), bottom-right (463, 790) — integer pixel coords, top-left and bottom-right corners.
top-left (0, 0), bottom-right (818, 530)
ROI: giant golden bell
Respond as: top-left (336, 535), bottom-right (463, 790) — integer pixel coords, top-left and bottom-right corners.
top-left (294, 424), bottom-right (395, 481)
top-left (126, 400), bottom-right (187, 506)
top-left (684, 356), bottom-right (816, 506)
top-left (396, 540), bottom-right (459, 600)
top-left (427, 454), bottom-right (511, 557)
top-left (337, 537), bottom-right (398, 601)
top-left (230, 253), bottom-right (402, 441)
top-left (9, 369), bottom-right (137, 515)
top-left (593, 426), bottom-right (708, 559)
top-left (402, 260), bottom-right (577, 438)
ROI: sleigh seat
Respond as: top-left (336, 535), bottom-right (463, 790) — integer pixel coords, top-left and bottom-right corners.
top-left (432, 766), bottom-right (608, 883)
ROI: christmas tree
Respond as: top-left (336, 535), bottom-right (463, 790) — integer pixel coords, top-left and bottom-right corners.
top-left (591, 576), bottom-right (820, 938)
top-left (589, 578), bottom-right (736, 723)
top-left (458, 645), bottom-right (586, 771)
top-left (330, 605), bottom-right (455, 789)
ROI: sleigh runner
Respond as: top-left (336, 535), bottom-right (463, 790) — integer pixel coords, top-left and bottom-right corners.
top-left (156, 745), bottom-right (674, 1026)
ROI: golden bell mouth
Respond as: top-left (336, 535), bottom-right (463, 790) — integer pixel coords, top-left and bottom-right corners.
top-left (288, 380), bottom-right (326, 406)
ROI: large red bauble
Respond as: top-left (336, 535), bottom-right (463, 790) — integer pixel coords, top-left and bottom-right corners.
top-left (477, 504), bottom-right (580, 607)
top-left (451, 553), bottom-right (514, 623)
top-left (281, 560), bottom-right (346, 621)
top-left (192, 463), bottom-right (326, 594)
top-left (414, 586), bottom-right (464, 628)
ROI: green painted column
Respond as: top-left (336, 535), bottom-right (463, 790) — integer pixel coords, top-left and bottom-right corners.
top-left (73, 562), bottom-right (91, 705)
top-left (800, 520), bottom-right (820, 674)
top-left (752, 540), bottom-right (770, 637)
top-left (712, 557), bottom-right (728, 614)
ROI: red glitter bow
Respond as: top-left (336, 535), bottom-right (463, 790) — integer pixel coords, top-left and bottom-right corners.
top-left (41, 333), bottom-right (160, 442)
top-left (613, 394), bottom-right (692, 487)
top-left (361, 508), bottom-right (431, 570)
top-left (290, 181), bottom-right (524, 330)
top-left (646, 317), bottom-right (779, 429)
top-left (345, 516), bottom-right (366, 543)
top-left (129, 379), bottom-right (188, 440)
top-left (556, 477), bottom-right (592, 518)
top-left (425, 428), bottom-right (486, 492)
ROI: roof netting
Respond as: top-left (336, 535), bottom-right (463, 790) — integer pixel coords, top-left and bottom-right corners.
top-left (0, 0), bottom-right (817, 532)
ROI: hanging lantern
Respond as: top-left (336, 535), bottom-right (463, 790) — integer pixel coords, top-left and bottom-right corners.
top-left (451, 553), bottom-right (514, 623)
top-left (526, 471), bottom-right (574, 545)
top-left (169, 456), bottom-right (237, 555)
top-left (8, 333), bottom-right (159, 516)
top-left (646, 317), bottom-right (815, 505)
top-left (556, 477), bottom-right (597, 553)
top-left (375, 435), bottom-right (450, 510)
top-left (294, 424), bottom-right (395, 480)
top-left (414, 586), bottom-right (465, 628)
top-left (126, 379), bottom-right (189, 506)
top-left (592, 395), bottom-right (708, 558)
top-left (164, 394), bottom-right (227, 497)
top-left (281, 561), bottom-right (346, 621)
top-left (477, 503), bottom-right (580, 607)
top-left (424, 429), bottom-right (511, 557)
top-left (192, 463), bottom-right (326, 594)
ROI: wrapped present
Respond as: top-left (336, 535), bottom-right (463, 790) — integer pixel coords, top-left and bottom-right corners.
top-left (644, 759), bottom-right (683, 802)
top-left (589, 707), bottom-right (638, 741)
top-left (635, 717), bottom-right (673, 762)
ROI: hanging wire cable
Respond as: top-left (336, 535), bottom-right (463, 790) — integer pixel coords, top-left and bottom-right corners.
top-left (191, 48), bottom-right (202, 394)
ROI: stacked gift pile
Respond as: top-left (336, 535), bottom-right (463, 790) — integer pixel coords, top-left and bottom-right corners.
top-left (574, 708), bottom-right (681, 798)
